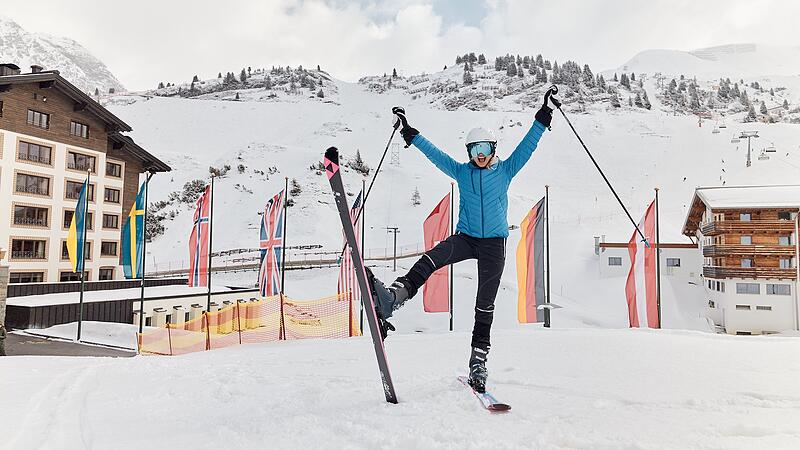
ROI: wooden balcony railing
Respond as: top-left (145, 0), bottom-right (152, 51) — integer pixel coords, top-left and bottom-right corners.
top-left (703, 266), bottom-right (796, 280)
top-left (703, 244), bottom-right (796, 257)
top-left (701, 220), bottom-right (795, 236)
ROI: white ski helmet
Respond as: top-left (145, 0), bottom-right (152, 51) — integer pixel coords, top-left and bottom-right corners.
top-left (465, 127), bottom-right (497, 146)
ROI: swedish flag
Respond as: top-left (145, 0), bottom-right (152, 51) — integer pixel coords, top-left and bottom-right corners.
top-left (67, 176), bottom-right (89, 273)
top-left (122, 182), bottom-right (146, 279)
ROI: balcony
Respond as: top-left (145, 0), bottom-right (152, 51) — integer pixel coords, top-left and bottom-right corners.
top-left (18, 152), bottom-right (51, 165)
top-left (701, 220), bottom-right (795, 236)
top-left (13, 216), bottom-right (47, 227)
top-left (703, 244), bottom-right (796, 257)
top-left (15, 185), bottom-right (49, 196)
top-left (11, 250), bottom-right (46, 260)
top-left (703, 266), bottom-right (796, 280)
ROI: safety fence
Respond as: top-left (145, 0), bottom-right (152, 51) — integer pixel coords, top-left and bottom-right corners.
top-left (138, 293), bottom-right (361, 355)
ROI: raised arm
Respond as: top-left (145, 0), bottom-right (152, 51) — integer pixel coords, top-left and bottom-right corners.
top-left (503, 101), bottom-right (553, 178)
top-left (411, 134), bottom-right (462, 180)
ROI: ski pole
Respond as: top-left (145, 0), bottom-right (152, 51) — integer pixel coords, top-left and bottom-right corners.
top-left (545, 85), bottom-right (650, 246)
top-left (339, 117), bottom-right (401, 258)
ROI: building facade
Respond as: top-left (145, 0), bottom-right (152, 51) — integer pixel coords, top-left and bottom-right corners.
top-left (0, 63), bottom-right (170, 283)
top-left (594, 240), bottom-right (701, 280)
top-left (683, 185), bottom-right (800, 335)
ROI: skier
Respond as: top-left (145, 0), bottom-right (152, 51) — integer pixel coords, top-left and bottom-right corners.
top-left (366, 96), bottom-right (553, 393)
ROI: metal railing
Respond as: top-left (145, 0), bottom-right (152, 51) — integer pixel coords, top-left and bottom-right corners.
top-left (703, 266), bottom-right (796, 280)
top-left (18, 152), bottom-right (51, 165)
top-left (13, 216), bottom-right (47, 227)
top-left (701, 219), bottom-right (795, 235)
top-left (703, 244), bottom-right (796, 257)
top-left (67, 162), bottom-right (95, 171)
top-left (11, 250), bottom-right (46, 259)
top-left (15, 185), bottom-right (49, 195)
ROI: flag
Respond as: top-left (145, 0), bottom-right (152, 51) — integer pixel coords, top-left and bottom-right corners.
top-left (625, 200), bottom-right (660, 328)
top-left (422, 192), bottom-right (451, 313)
top-left (122, 182), bottom-right (146, 279)
top-left (259, 190), bottom-right (285, 297)
top-left (338, 190), bottom-right (363, 306)
top-left (516, 197), bottom-right (546, 323)
top-left (188, 185), bottom-right (212, 287)
top-left (67, 176), bottom-right (89, 273)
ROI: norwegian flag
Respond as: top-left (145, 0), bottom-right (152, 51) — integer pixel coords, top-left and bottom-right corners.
top-left (188, 185), bottom-right (212, 287)
top-left (259, 190), bottom-right (285, 297)
top-left (338, 190), bottom-right (363, 305)
top-left (625, 200), bottom-right (660, 328)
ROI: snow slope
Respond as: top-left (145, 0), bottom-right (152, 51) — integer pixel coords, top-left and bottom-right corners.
top-left (2, 328), bottom-right (800, 449)
top-left (0, 16), bottom-right (124, 93)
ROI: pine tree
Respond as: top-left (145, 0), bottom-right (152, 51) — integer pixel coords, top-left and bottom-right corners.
top-left (469, 52), bottom-right (477, 63)
top-left (631, 72), bottom-right (636, 81)
top-left (536, 54), bottom-right (544, 68)
top-left (544, 60), bottom-right (552, 70)
top-left (610, 92), bottom-right (621, 108)
top-left (235, 92), bottom-right (240, 100)
top-left (518, 67), bottom-right (524, 78)
top-left (620, 73), bottom-right (630, 89)
top-left (316, 88), bottom-right (324, 98)
top-left (707, 94), bottom-right (716, 109)
top-left (463, 70), bottom-right (473, 85)
top-left (770, 87), bottom-right (775, 96)
top-left (392, 68), bottom-right (397, 78)
top-left (218, 72), bottom-right (222, 78)
top-left (784, 99), bottom-right (790, 109)
top-left (192, 75), bottom-right (199, 82)
top-left (634, 93), bottom-right (643, 108)
top-left (522, 55), bottom-right (530, 68)
top-left (411, 187), bottom-right (421, 206)
top-left (760, 101), bottom-right (768, 115)
top-left (597, 74), bottom-right (606, 90)
top-left (478, 53), bottom-right (486, 65)
top-left (745, 104), bottom-right (757, 122)
top-left (494, 57), bottom-right (502, 71)
top-left (158, 82), bottom-right (165, 89)
top-left (613, 73), bottom-right (618, 82)
top-left (265, 76), bottom-right (272, 89)
top-left (732, 83), bottom-right (740, 98)
top-left (583, 64), bottom-right (594, 87)
top-left (94, 87), bottom-right (99, 95)
top-left (247, 67), bottom-right (252, 77)
top-left (740, 90), bottom-right (749, 106)
top-left (240, 69), bottom-right (247, 83)
top-left (690, 92), bottom-right (700, 110)
top-left (642, 90), bottom-right (651, 109)
top-left (317, 64), bottom-right (321, 71)
top-left (516, 55), bottom-right (522, 66)
top-left (190, 81), bottom-right (195, 92)
top-left (456, 55), bottom-right (463, 64)
top-left (506, 62), bottom-right (517, 77)
top-left (290, 178), bottom-right (302, 196)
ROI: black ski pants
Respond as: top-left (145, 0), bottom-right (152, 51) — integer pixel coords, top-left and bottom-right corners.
top-left (403, 232), bottom-right (506, 351)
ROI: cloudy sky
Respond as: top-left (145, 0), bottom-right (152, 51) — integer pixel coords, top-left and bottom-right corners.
top-left (3, 0), bottom-right (798, 90)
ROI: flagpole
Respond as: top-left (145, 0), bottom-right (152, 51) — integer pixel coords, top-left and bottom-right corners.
top-left (655, 187), bottom-right (662, 328)
top-left (77, 170), bottom-right (90, 341)
top-left (138, 172), bottom-right (154, 334)
top-left (281, 177), bottom-right (288, 293)
top-left (544, 185), bottom-right (551, 328)
top-left (449, 182), bottom-right (454, 332)
top-left (360, 178), bottom-right (366, 332)
top-left (206, 176), bottom-right (215, 312)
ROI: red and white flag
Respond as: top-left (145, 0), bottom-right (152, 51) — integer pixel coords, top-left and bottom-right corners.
top-left (625, 200), bottom-right (660, 328)
top-left (338, 191), bottom-right (363, 305)
top-left (188, 184), bottom-right (212, 287)
top-left (423, 192), bottom-right (451, 313)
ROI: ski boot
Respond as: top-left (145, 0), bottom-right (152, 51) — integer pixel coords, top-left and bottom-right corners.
top-left (467, 346), bottom-right (489, 393)
top-left (364, 267), bottom-right (407, 340)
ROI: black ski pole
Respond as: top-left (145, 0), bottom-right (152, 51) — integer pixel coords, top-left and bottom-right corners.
top-left (339, 115), bottom-right (401, 258)
top-left (545, 85), bottom-right (649, 245)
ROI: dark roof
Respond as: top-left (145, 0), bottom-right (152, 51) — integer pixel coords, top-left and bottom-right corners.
top-left (0, 63), bottom-right (20, 70)
top-left (0, 70), bottom-right (132, 131)
top-left (109, 132), bottom-right (171, 173)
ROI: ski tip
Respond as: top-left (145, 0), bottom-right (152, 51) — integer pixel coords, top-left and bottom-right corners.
top-left (324, 146), bottom-right (339, 161)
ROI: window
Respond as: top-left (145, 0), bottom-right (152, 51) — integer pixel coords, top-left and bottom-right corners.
top-left (70, 121), bottom-right (89, 138)
top-left (60, 271), bottom-right (88, 282)
top-left (11, 239), bottom-right (46, 259)
top-left (740, 235), bottom-right (752, 245)
top-left (735, 304), bottom-right (751, 310)
top-left (65, 180), bottom-right (95, 201)
top-left (99, 268), bottom-right (114, 281)
top-left (736, 283), bottom-right (760, 295)
top-left (18, 141), bottom-right (52, 165)
top-left (608, 256), bottom-right (623, 266)
top-left (741, 258), bottom-right (753, 268)
top-left (708, 280), bottom-right (713, 289)
top-left (63, 210), bottom-right (94, 230)
top-left (100, 241), bottom-right (118, 256)
top-left (61, 241), bottom-right (91, 260)
top-left (666, 258), bottom-right (681, 267)
top-left (780, 258), bottom-right (792, 269)
top-left (740, 213), bottom-right (751, 221)
top-left (106, 161), bottom-right (122, 178)
top-left (13, 205), bottom-right (48, 227)
top-left (104, 187), bottom-right (121, 204)
top-left (766, 284), bottom-right (791, 295)
top-left (0, 100), bottom-right (3, 117)
top-left (102, 214), bottom-right (119, 229)
top-left (9, 272), bottom-right (44, 283)
top-left (15, 173), bottom-right (50, 196)
top-left (67, 151), bottom-right (96, 172)
top-left (756, 305), bottom-right (773, 311)
top-left (778, 212), bottom-right (792, 221)
top-left (27, 109), bottom-right (49, 129)
top-left (779, 236), bottom-right (791, 246)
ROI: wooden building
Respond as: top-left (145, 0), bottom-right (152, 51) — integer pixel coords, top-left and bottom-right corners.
top-left (682, 185), bottom-right (800, 334)
top-left (0, 63), bottom-right (170, 284)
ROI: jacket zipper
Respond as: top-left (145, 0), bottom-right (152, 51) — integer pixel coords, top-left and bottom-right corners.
top-left (479, 169), bottom-right (484, 236)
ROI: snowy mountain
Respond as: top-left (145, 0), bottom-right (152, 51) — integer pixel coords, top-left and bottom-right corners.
top-left (0, 16), bottom-right (124, 93)
top-left (617, 43), bottom-right (800, 79)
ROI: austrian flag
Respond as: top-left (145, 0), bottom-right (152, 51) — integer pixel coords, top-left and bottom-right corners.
top-left (625, 200), bottom-right (660, 328)
top-left (188, 184), bottom-right (212, 287)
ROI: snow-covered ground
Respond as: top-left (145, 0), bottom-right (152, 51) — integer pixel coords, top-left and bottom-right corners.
top-left (2, 328), bottom-right (800, 449)
top-left (19, 321), bottom-right (140, 349)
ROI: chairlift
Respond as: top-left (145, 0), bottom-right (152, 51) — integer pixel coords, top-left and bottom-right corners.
top-left (712, 127), bottom-right (720, 134)
top-left (730, 134), bottom-right (741, 143)
top-left (719, 121), bottom-right (727, 129)
top-left (765, 143), bottom-right (776, 153)
top-left (758, 151), bottom-right (769, 161)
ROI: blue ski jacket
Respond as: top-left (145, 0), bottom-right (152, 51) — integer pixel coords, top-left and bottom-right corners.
top-left (411, 120), bottom-right (547, 238)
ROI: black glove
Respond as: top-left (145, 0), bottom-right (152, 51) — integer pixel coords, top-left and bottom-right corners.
top-left (392, 106), bottom-right (419, 147)
top-left (535, 104), bottom-right (553, 129)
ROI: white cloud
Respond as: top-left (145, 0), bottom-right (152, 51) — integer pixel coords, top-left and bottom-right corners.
top-left (2, 0), bottom-right (799, 90)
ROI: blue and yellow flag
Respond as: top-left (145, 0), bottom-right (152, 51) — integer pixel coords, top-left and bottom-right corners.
top-left (67, 177), bottom-right (89, 273)
top-left (122, 182), bottom-right (147, 279)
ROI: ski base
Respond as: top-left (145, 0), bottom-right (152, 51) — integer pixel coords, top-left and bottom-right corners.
top-left (457, 376), bottom-right (511, 412)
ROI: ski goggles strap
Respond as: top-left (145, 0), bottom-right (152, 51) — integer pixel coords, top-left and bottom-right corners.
top-left (467, 142), bottom-right (495, 158)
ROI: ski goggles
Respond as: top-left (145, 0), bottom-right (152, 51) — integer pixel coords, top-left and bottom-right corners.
top-left (467, 142), bottom-right (495, 158)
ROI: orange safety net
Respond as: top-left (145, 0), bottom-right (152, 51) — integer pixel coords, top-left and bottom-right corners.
top-left (138, 293), bottom-right (361, 356)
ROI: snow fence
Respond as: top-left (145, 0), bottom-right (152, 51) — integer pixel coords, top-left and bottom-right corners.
top-left (138, 293), bottom-right (361, 355)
